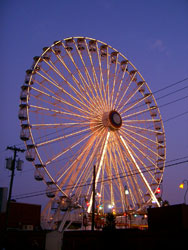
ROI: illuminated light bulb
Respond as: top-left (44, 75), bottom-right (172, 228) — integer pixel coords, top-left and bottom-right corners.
top-left (179, 183), bottom-right (184, 189)
top-left (97, 192), bottom-right (101, 198)
top-left (155, 187), bottom-right (161, 194)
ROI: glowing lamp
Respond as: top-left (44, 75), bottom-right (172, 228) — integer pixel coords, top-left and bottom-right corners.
top-left (179, 183), bottom-right (184, 189)
top-left (97, 192), bottom-right (101, 198)
top-left (156, 187), bottom-right (161, 194)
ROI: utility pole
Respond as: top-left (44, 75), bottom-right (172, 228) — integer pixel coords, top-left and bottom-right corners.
top-left (91, 165), bottom-right (96, 231)
top-left (5, 146), bottom-right (25, 231)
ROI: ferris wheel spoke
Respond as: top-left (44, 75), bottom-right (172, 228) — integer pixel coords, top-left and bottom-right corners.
top-left (115, 71), bottom-right (138, 111)
top-left (113, 65), bottom-right (128, 109)
top-left (96, 42), bottom-right (107, 107)
top-left (50, 51), bottom-right (91, 103)
top-left (29, 104), bottom-right (91, 120)
top-left (33, 78), bottom-right (65, 100)
top-left (73, 42), bottom-right (104, 107)
top-left (120, 134), bottom-right (159, 182)
top-left (33, 78), bottom-right (91, 116)
top-left (71, 135), bottom-right (105, 198)
top-left (31, 121), bottom-right (89, 128)
top-left (78, 130), bottom-right (108, 201)
top-left (121, 139), bottom-right (160, 203)
top-left (45, 130), bottom-right (95, 166)
top-left (122, 123), bottom-right (163, 135)
top-left (45, 57), bottom-right (99, 112)
top-left (107, 135), bottom-right (127, 210)
top-left (36, 126), bottom-right (94, 147)
top-left (105, 152), bottom-right (116, 206)
top-left (121, 106), bottom-right (156, 120)
top-left (38, 68), bottom-right (94, 115)
top-left (119, 135), bottom-right (160, 206)
top-left (88, 130), bottom-right (110, 213)
top-left (84, 41), bottom-right (105, 109)
top-left (113, 133), bottom-right (143, 208)
top-left (121, 126), bottom-right (160, 147)
top-left (123, 118), bottom-right (161, 124)
top-left (56, 130), bottom-right (104, 184)
top-left (31, 86), bottom-right (93, 116)
top-left (117, 83), bottom-right (143, 113)
top-left (110, 56), bottom-right (120, 109)
top-left (64, 46), bottom-right (102, 109)
top-left (120, 94), bottom-right (150, 116)
top-left (119, 130), bottom-right (162, 173)
top-left (120, 128), bottom-right (161, 159)
top-left (59, 145), bottom-right (93, 196)
top-left (106, 46), bottom-right (110, 107)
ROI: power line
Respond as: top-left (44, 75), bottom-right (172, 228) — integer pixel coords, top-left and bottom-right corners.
top-left (12, 157), bottom-right (188, 200)
top-left (159, 95), bottom-right (188, 108)
top-left (153, 77), bottom-right (188, 94)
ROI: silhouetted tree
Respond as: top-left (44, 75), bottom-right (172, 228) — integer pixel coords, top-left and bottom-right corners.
top-left (103, 213), bottom-right (116, 230)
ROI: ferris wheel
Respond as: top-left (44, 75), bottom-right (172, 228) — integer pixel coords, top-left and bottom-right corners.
top-left (19, 36), bottom-right (166, 229)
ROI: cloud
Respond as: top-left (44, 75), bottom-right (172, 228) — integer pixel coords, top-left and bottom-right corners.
top-left (150, 39), bottom-right (169, 56)
top-left (151, 39), bottom-right (166, 51)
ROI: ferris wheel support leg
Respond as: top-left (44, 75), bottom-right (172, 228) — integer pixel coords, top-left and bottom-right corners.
top-left (119, 135), bottom-right (160, 207)
top-left (87, 131), bottom-right (110, 213)
top-left (58, 209), bottom-right (71, 232)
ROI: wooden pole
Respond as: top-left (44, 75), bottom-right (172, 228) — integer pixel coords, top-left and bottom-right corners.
top-left (91, 165), bottom-right (96, 231)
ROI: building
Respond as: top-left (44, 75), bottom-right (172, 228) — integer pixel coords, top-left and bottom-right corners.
top-left (0, 201), bottom-right (41, 231)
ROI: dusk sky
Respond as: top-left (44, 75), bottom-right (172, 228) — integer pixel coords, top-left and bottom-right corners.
top-left (0, 0), bottom-right (188, 209)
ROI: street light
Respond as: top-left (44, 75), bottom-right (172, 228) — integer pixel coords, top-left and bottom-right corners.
top-left (124, 185), bottom-right (129, 195)
top-left (179, 179), bottom-right (188, 204)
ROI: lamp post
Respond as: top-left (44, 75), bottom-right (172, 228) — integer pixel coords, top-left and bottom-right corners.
top-left (179, 179), bottom-right (188, 204)
top-left (124, 185), bottom-right (129, 228)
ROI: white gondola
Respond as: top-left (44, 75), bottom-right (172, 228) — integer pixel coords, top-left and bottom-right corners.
top-left (137, 81), bottom-right (145, 93)
top-left (25, 144), bottom-right (36, 162)
top-left (120, 60), bottom-right (128, 71)
top-left (100, 45), bottom-right (107, 57)
top-left (157, 159), bottom-right (164, 170)
top-left (110, 51), bottom-right (118, 63)
top-left (65, 38), bottom-right (74, 51)
top-left (46, 182), bottom-right (56, 198)
top-left (42, 47), bottom-right (52, 61)
top-left (130, 70), bottom-right (137, 82)
top-left (53, 41), bottom-right (62, 54)
top-left (77, 38), bottom-right (85, 51)
top-left (34, 164), bottom-right (45, 181)
top-left (20, 85), bottom-right (30, 102)
top-left (150, 106), bottom-right (157, 117)
top-left (20, 124), bottom-right (30, 141)
top-left (89, 40), bottom-right (97, 52)
top-left (157, 133), bottom-right (165, 144)
top-left (144, 93), bottom-right (152, 105)
top-left (32, 56), bottom-right (41, 72)
top-left (18, 104), bottom-right (28, 121)
top-left (24, 69), bottom-right (33, 84)
top-left (154, 121), bottom-right (161, 130)
top-left (158, 146), bottom-right (165, 157)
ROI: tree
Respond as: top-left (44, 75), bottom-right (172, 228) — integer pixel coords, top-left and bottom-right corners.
top-left (103, 213), bottom-right (116, 230)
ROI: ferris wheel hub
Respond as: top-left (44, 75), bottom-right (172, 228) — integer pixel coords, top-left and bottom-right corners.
top-left (102, 110), bottom-right (122, 130)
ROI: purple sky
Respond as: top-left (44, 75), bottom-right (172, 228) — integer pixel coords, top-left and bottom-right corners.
top-left (0, 0), bottom-right (188, 208)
